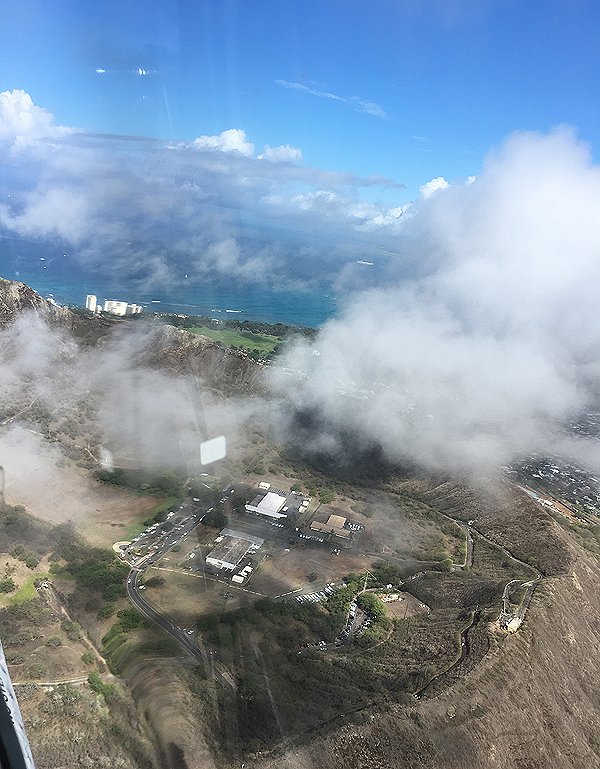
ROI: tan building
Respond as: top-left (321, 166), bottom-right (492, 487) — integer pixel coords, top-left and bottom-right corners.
top-left (309, 513), bottom-right (352, 539)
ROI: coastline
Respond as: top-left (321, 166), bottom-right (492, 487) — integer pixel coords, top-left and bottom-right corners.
top-left (8, 270), bottom-right (337, 329)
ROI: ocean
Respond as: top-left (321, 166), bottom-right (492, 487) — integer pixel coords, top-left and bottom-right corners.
top-left (4, 264), bottom-right (340, 329)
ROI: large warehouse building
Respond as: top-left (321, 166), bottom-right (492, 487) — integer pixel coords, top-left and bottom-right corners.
top-left (205, 529), bottom-right (264, 571)
top-left (245, 487), bottom-right (309, 521)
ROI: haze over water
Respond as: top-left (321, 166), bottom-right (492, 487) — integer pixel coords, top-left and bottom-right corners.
top-left (4, 255), bottom-right (339, 328)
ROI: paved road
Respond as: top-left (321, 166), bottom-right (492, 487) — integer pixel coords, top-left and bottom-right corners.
top-left (124, 501), bottom-right (235, 691)
top-left (457, 522), bottom-right (474, 568)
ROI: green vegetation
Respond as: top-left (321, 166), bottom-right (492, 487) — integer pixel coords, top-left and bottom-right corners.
top-left (50, 546), bottom-right (129, 602)
top-left (197, 598), bottom-right (396, 752)
top-left (0, 578), bottom-right (15, 593)
top-left (95, 468), bottom-right (186, 497)
top-left (308, 486), bottom-right (335, 504)
top-left (88, 670), bottom-right (117, 702)
top-left (202, 508), bottom-right (227, 529)
top-left (356, 593), bottom-right (387, 620)
top-left (187, 326), bottom-right (280, 359)
top-left (61, 619), bottom-right (82, 641)
top-left (81, 651), bottom-right (95, 665)
top-left (161, 314), bottom-right (317, 360)
top-left (45, 635), bottom-right (62, 647)
top-left (9, 576), bottom-right (41, 604)
top-left (144, 576), bottom-right (165, 588)
top-left (97, 603), bottom-right (116, 619)
top-left (28, 663), bottom-right (46, 680)
top-left (101, 608), bottom-right (163, 674)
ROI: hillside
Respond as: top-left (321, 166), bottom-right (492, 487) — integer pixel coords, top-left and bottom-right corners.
top-left (0, 276), bottom-right (266, 394)
top-left (252, 493), bottom-right (600, 769)
top-left (250, 541), bottom-right (600, 769)
top-left (3, 277), bottom-right (600, 768)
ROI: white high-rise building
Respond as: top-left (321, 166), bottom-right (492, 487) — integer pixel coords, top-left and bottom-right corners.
top-left (85, 295), bottom-right (97, 312)
top-left (104, 300), bottom-right (129, 316)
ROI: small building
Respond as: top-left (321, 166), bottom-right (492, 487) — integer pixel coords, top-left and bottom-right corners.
top-left (507, 617), bottom-right (522, 633)
top-left (309, 513), bottom-right (352, 540)
top-left (85, 294), bottom-right (97, 312)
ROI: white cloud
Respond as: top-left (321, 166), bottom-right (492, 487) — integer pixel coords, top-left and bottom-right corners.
top-left (258, 144), bottom-right (302, 163)
top-left (0, 91), bottom-right (406, 291)
top-left (0, 89), bottom-right (76, 145)
top-left (275, 79), bottom-right (387, 119)
top-left (191, 128), bottom-right (254, 156)
top-left (272, 127), bottom-right (600, 479)
top-left (419, 176), bottom-right (449, 198)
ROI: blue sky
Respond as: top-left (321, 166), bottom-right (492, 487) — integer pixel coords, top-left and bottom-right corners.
top-left (3, 0), bottom-right (600, 204)
top-left (2, 0), bottom-right (600, 312)
top-left (4, 1), bottom-right (600, 473)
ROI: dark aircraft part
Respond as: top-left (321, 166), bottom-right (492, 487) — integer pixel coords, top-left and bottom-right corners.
top-left (0, 641), bottom-right (35, 768)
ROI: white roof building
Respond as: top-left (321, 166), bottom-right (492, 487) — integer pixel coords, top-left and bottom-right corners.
top-left (245, 491), bottom-right (288, 518)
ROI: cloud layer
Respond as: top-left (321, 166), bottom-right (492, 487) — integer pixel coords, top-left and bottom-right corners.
top-left (271, 127), bottom-right (600, 479)
top-left (0, 90), bottom-right (403, 293)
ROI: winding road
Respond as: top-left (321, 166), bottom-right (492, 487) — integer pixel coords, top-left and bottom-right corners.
top-left (124, 499), bottom-right (235, 690)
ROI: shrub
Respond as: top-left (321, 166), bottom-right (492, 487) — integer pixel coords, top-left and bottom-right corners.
top-left (28, 664), bottom-right (46, 680)
top-left (45, 636), bottom-right (62, 648)
top-left (81, 651), bottom-right (95, 665)
top-left (97, 603), bottom-right (115, 619)
top-left (26, 555), bottom-right (39, 570)
top-left (84, 596), bottom-right (101, 613)
top-left (0, 578), bottom-right (15, 593)
top-left (102, 583), bottom-right (126, 602)
top-left (11, 545), bottom-right (25, 558)
top-left (88, 670), bottom-right (103, 693)
top-left (61, 619), bottom-right (82, 641)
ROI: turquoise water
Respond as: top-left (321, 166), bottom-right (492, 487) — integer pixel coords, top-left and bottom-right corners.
top-left (6, 266), bottom-right (339, 329)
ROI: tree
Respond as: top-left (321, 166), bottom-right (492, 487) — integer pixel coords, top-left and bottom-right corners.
top-left (357, 593), bottom-right (387, 620)
top-left (317, 488), bottom-right (335, 504)
top-left (81, 651), bottom-right (95, 665)
top-left (290, 483), bottom-right (303, 492)
top-left (0, 578), bottom-right (15, 593)
top-left (88, 670), bottom-right (104, 693)
top-left (144, 576), bottom-right (165, 587)
top-left (25, 555), bottom-right (39, 570)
